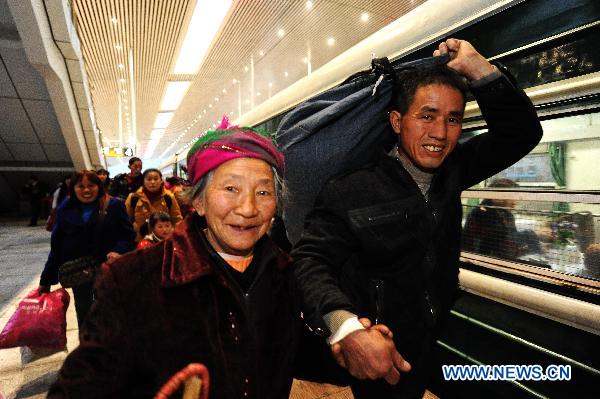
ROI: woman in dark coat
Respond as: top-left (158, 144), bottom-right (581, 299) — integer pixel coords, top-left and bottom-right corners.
top-left (38, 170), bottom-right (135, 327)
top-left (48, 123), bottom-right (302, 399)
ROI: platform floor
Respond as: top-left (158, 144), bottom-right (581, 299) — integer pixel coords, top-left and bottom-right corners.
top-left (0, 220), bottom-right (357, 398)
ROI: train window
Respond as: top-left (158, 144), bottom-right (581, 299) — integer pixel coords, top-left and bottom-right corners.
top-left (461, 198), bottom-right (600, 281)
top-left (160, 165), bottom-right (174, 179)
top-left (464, 111), bottom-right (600, 190)
top-left (461, 111), bottom-right (600, 283)
top-left (177, 159), bottom-right (188, 180)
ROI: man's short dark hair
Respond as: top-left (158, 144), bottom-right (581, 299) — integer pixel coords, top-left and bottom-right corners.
top-left (391, 65), bottom-right (468, 114)
top-left (129, 157), bottom-right (142, 166)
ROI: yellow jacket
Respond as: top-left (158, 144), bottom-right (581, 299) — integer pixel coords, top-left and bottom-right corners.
top-left (125, 187), bottom-right (183, 241)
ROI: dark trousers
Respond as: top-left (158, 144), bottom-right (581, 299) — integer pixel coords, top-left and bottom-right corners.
top-left (72, 281), bottom-right (94, 329)
top-left (29, 199), bottom-right (41, 226)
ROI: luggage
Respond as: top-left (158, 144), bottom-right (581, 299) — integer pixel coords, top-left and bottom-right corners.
top-left (0, 288), bottom-right (70, 349)
top-left (275, 54), bottom-right (449, 244)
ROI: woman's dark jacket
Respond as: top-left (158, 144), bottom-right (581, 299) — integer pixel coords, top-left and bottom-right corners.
top-left (48, 214), bottom-right (301, 399)
top-left (40, 197), bottom-right (136, 286)
top-left (292, 70), bottom-right (543, 397)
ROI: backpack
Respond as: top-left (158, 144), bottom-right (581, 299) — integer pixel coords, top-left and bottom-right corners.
top-left (275, 54), bottom-right (449, 244)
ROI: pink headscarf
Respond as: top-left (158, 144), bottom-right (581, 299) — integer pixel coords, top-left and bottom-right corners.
top-left (186, 117), bottom-right (284, 186)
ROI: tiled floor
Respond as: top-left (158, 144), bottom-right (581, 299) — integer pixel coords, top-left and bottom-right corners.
top-left (0, 221), bottom-right (78, 399)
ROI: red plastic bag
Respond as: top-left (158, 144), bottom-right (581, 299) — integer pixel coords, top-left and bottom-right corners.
top-left (0, 288), bottom-right (70, 349)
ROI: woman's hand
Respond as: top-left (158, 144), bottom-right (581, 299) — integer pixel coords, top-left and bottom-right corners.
top-left (106, 252), bottom-right (121, 263)
top-left (37, 285), bottom-right (51, 294)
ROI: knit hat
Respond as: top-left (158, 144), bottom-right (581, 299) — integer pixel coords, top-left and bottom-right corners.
top-left (186, 116), bottom-right (285, 186)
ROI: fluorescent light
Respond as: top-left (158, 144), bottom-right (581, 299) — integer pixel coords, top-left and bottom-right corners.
top-left (361, 12), bottom-right (369, 22)
top-left (173, 0), bottom-right (232, 74)
top-left (277, 29), bottom-right (285, 37)
top-left (145, 139), bottom-right (159, 159)
top-left (159, 81), bottom-right (192, 111)
top-left (306, 1), bottom-right (313, 10)
top-left (327, 37), bottom-right (335, 46)
top-left (150, 129), bottom-right (164, 140)
top-left (153, 112), bottom-right (174, 129)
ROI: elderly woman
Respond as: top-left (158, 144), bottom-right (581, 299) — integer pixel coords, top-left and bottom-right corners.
top-left (48, 126), bottom-right (301, 399)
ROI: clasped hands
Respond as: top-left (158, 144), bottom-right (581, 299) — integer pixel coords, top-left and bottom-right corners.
top-left (331, 318), bottom-right (411, 385)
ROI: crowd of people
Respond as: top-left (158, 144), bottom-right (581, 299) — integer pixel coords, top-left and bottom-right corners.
top-left (33, 40), bottom-right (547, 398)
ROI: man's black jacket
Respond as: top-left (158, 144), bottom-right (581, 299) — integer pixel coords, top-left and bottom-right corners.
top-left (291, 71), bottom-right (543, 397)
top-left (108, 173), bottom-right (143, 200)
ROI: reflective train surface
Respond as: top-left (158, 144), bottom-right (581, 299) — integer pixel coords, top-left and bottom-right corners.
top-left (1, 0), bottom-right (599, 398)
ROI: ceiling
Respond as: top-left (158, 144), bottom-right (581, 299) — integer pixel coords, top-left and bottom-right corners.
top-left (0, 0), bottom-right (72, 167)
top-left (71, 0), bottom-right (426, 167)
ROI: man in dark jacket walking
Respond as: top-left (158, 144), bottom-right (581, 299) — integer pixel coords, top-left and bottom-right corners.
top-left (292, 39), bottom-right (543, 398)
top-left (23, 175), bottom-right (47, 226)
top-left (108, 156), bottom-right (143, 200)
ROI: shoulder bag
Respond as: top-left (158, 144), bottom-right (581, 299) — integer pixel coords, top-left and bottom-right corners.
top-left (58, 205), bottom-right (106, 288)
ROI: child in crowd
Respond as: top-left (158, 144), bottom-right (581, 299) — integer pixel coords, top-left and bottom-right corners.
top-left (137, 212), bottom-right (173, 249)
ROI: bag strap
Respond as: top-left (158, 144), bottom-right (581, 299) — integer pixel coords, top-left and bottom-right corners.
top-left (91, 197), bottom-right (108, 260)
top-left (164, 194), bottom-right (172, 210)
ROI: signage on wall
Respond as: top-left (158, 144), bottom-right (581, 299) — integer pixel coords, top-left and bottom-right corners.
top-left (102, 147), bottom-right (134, 157)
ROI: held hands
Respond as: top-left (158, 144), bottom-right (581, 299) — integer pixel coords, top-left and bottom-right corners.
top-left (331, 318), bottom-right (411, 385)
top-left (106, 252), bottom-right (121, 263)
top-left (433, 38), bottom-right (496, 81)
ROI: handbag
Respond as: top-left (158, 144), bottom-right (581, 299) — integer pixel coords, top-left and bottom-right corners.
top-left (58, 255), bottom-right (100, 287)
top-left (58, 204), bottom-right (106, 288)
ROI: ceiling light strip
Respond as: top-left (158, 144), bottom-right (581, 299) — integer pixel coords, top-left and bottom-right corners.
top-left (172, 0), bottom-right (232, 74)
top-left (128, 47), bottom-right (136, 149)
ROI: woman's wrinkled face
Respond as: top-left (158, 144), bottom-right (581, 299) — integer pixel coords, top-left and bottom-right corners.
top-left (153, 221), bottom-right (173, 240)
top-left (74, 177), bottom-right (99, 204)
top-left (144, 171), bottom-right (163, 193)
top-left (193, 158), bottom-right (277, 256)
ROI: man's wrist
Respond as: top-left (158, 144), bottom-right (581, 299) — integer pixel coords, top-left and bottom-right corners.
top-left (469, 65), bottom-right (501, 87)
top-left (327, 316), bottom-right (365, 345)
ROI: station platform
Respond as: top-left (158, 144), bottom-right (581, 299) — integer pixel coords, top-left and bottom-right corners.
top-left (0, 221), bottom-right (78, 399)
top-left (0, 220), bottom-right (354, 398)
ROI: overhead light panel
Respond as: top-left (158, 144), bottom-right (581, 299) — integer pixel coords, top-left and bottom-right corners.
top-left (145, 140), bottom-right (159, 159)
top-left (173, 0), bottom-right (233, 74)
top-left (154, 112), bottom-right (174, 129)
top-left (150, 129), bottom-right (164, 140)
top-left (159, 81), bottom-right (192, 111)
